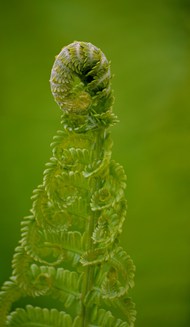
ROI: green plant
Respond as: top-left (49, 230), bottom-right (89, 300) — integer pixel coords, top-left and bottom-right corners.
top-left (0, 41), bottom-right (136, 327)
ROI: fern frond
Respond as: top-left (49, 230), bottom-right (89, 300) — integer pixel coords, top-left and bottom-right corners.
top-left (80, 247), bottom-right (110, 266)
top-left (109, 247), bottom-right (135, 290)
top-left (0, 279), bottom-right (22, 326)
top-left (0, 41), bottom-right (136, 326)
top-left (90, 307), bottom-right (128, 327)
top-left (20, 217), bottom-right (64, 266)
top-left (7, 305), bottom-right (72, 327)
top-left (31, 185), bottom-right (71, 231)
top-left (12, 249), bottom-right (53, 297)
top-left (111, 297), bottom-right (136, 327)
top-left (92, 201), bottom-right (126, 246)
top-left (90, 161), bottom-right (126, 211)
top-left (50, 268), bottom-right (81, 308)
top-left (44, 230), bottom-right (82, 266)
top-left (21, 216), bottom-right (82, 266)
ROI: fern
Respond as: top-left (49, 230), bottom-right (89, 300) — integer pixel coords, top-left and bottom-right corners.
top-left (0, 41), bottom-right (136, 326)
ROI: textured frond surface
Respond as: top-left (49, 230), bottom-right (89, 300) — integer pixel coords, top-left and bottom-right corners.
top-left (7, 305), bottom-right (72, 327)
top-left (90, 308), bottom-right (127, 327)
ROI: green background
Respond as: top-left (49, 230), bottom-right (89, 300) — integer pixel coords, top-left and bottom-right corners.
top-left (0, 0), bottom-right (189, 326)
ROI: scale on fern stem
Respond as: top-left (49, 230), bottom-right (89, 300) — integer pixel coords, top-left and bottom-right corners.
top-left (0, 41), bottom-right (136, 327)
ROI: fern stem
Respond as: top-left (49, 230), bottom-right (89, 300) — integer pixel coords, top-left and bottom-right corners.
top-left (81, 135), bottom-right (102, 326)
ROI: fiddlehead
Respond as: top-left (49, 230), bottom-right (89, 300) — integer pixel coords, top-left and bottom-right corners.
top-left (0, 41), bottom-right (136, 327)
top-left (50, 41), bottom-right (117, 131)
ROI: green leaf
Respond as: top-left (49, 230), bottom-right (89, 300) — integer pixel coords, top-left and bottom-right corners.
top-left (92, 200), bottom-right (126, 247)
top-left (90, 161), bottom-right (126, 211)
top-left (22, 225), bottom-right (82, 267)
top-left (12, 248), bottom-right (49, 297)
top-left (80, 247), bottom-right (109, 266)
top-left (96, 246), bottom-right (135, 299)
top-left (109, 247), bottom-right (135, 290)
top-left (7, 305), bottom-right (72, 327)
top-left (99, 296), bottom-right (136, 327)
top-left (90, 308), bottom-right (127, 327)
top-left (31, 185), bottom-right (72, 231)
top-left (44, 230), bottom-right (82, 266)
top-left (50, 267), bottom-right (81, 308)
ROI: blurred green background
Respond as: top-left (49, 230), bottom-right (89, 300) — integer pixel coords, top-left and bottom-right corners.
top-left (0, 0), bottom-right (189, 326)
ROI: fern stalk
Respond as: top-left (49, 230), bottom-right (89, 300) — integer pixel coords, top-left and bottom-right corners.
top-left (0, 41), bottom-right (136, 327)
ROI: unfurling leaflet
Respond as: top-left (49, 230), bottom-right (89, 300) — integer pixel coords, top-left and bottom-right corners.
top-left (0, 41), bottom-right (136, 327)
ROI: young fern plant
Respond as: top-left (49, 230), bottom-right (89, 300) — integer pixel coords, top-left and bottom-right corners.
top-left (0, 41), bottom-right (136, 327)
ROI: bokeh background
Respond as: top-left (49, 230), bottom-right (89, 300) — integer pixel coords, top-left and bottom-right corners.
top-left (0, 0), bottom-right (189, 326)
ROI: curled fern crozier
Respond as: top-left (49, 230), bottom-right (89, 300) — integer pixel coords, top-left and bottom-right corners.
top-left (0, 41), bottom-right (136, 327)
